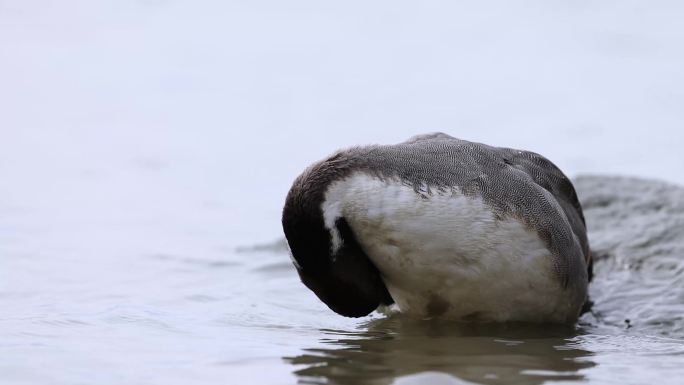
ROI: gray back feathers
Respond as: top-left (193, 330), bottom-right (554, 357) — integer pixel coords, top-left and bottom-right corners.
top-left (323, 133), bottom-right (589, 287)
top-left (282, 133), bottom-right (590, 317)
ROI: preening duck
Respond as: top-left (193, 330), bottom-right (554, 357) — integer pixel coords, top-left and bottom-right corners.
top-left (282, 133), bottom-right (591, 323)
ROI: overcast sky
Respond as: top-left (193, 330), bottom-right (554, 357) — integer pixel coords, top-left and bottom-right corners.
top-left (2, 0), bottom-right (683, 244)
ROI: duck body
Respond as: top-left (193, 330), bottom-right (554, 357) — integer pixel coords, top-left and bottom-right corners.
top-left (282, 133), bottom-right (591, 324)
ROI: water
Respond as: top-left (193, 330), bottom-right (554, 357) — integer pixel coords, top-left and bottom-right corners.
top-left (2, 1), bottom-right (684, 384)
top-left (5, 174), bottom-right (684, 385)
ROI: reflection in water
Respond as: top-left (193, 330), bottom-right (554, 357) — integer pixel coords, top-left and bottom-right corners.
top-left (286, 315), bottom-right (595, 385)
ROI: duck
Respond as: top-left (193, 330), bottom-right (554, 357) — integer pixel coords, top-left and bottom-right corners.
top-left (282, 133), bottom-right (591, 324)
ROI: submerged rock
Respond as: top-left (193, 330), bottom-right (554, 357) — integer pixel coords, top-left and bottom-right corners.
top-left (575, 175), bottom-right (684, 336)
